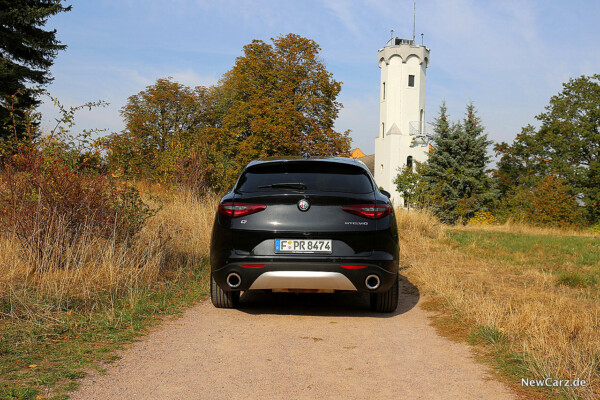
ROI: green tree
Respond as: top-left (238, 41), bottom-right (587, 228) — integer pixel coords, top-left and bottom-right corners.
top-left (220, 33), bottom-right (351, 166)
top-left (420, 102), bottom-right (495, 224)
top-left (493, 125), bottom-right (541, 197)
top-left (494, 74), bottom-right (600, 223)
top-left (0, 0), bottom-right (71, 141)
top-left (394, 165), bottom-right (421, 209)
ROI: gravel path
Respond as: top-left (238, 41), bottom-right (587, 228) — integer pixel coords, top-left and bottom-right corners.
top-left (72, 277), bottom-right (515, 399)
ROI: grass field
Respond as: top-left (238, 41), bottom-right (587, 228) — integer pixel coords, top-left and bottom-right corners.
top-left (1, 192), bottom-right (598, 399)
top-left (398, 210), bottom-right (600, 400)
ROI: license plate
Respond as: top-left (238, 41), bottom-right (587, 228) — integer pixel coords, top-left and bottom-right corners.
top-left (275, 239), bottom-right (332, 253)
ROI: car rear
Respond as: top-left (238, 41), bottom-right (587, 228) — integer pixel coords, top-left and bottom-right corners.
top-left (210, 157), bottom-right (400, 312)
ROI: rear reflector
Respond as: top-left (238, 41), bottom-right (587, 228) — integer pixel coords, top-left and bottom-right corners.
top-left (218, 202), bottom-right (266, 218)
top-left (340, 265), bottom-right (367, 269)
top-left (240, 264), bottom-right (266, 268)
top-left (342, 204), bottom-right (392, 220)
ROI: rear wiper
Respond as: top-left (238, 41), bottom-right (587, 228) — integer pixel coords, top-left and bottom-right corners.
top-left (258, 183), bottom-right (307, 191)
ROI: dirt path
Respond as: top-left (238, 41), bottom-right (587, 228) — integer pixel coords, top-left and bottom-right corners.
top-left (72, 277), bottom-right (515, 399)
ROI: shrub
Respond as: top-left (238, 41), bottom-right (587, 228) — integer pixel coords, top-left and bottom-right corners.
top-left (468, 210), bottom-right (499, 226)
top-left (0, 97), bottom-right (156, 270)
top-left (0, 140), bottom-right (155, 268)
top-left (495, 175), bottom-right (585, 228)
top-left (525, 175), bottom-right (585, 228)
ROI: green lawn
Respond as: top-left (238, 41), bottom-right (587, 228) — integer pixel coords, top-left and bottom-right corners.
top-left (445, 230), bottom-right (600, 288)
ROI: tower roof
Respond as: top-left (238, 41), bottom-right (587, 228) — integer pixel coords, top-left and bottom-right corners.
top-left (378, 37), bottom-right (430, 67)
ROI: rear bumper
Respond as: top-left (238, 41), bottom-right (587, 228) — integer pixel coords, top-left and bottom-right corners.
top-left (212, 256), bottom-right (398, 293)
top-left (249, 271), bottom-right (356, 291)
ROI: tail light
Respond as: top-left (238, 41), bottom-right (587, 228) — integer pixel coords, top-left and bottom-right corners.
top-left (218, 202), bottom-right (266, 218)
top-left (342, 204), bottom-right (392, 220)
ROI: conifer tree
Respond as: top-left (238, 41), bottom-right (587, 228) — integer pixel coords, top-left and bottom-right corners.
top-left (0, 0), bottom-right (71, 140)
top-left (420, 102), bottom-right (495, 224)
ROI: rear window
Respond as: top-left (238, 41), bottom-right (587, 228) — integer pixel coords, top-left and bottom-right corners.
top-left (237, 162), bottom-right (374, 194)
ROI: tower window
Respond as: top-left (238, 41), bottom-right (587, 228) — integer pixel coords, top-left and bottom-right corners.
top-left (408, 75), bottom-right (415, 87)
top-left (382, 82), bottom-right (386, 100)
top-left (407, 156), bottom-right (413, 168)
top-left (382, 123), bottom-right (385, 138)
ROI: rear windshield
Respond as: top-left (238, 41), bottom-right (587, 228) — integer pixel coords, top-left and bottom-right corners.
top-left (237, 162), bottom-right (374, 194)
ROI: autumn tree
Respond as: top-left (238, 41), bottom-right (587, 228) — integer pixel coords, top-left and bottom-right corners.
top-left (106, 34), bottom-right (350, 192)
top-left (525, 175), bottom-right (584, 227)
top-left (104, 78), bottom-right (239, 192)
top-left (220, 33), bottom-right (351, 166)
top-left (0, 0), bottom-right (71, 141)
top-left (105, 78), bottom-right (196, 177)
top-left (494, 74), bottom-right (600, 223)
top-left (419, 102), bottom-right (495, 224)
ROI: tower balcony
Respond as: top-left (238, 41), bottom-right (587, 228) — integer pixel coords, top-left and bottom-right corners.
top-left (409, 121), bottom-right (430, 147)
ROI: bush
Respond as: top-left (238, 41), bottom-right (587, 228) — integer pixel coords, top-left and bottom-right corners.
top-left (495, 175), bottom-right (585, 228)
top-left (0, 97), bottom-right (156, 270)
top-left (525, 175), bottom-right (585, 228)
top-left (160, 139), bottom-right (241, 195)
top-left (468, 210), bottom-right (499, 226)
top-left (0, 140), bottom-right (155, 268)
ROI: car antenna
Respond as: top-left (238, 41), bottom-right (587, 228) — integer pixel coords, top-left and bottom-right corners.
top-left (302, 152), bottom-right (311, 159)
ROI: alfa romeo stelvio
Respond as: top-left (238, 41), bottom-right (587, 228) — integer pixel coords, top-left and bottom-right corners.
top-left (209, 156), bottom-right (400, 312)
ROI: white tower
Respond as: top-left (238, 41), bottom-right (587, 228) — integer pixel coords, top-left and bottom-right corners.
top-left (374, 37), bottom-right (430, 206)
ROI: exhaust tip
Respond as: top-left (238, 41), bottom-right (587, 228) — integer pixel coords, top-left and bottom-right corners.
top-left (226, 273), bottom-right (241, 289)
top-left (365, 274), bottom-right (380, 290)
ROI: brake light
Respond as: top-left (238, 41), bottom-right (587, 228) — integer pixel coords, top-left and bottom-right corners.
top-left (340, 265), bottom-right (367, 269)
top-left (240, 264), bottom-right (266, 268)
top-left (342, 204), bottom-right (392, 220)
top-left (218, 202), bottom-right (267, 218)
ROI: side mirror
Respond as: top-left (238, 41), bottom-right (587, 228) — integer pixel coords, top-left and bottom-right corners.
top-left (380, 189), bottom-right (391, 198)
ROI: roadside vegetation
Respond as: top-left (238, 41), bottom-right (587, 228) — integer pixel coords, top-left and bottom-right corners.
top-left (0, 180), bottom-right (219, 399)
top-left (397, 209), bottom-right (600, 400)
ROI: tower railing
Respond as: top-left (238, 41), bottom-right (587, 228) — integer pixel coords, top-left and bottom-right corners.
top-left (409, 121), bottom-right (427, 136)
top-left (409, 121), bottom-right (430, 147)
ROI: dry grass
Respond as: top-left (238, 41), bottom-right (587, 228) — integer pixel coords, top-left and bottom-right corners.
top-left (0, 186), bottom-right (219, 319)
top-left (398, 208), bottom-right (600, 400)
top-left (142, 185), bottom-right (219, 265)
top-left (462, 218), bottom-right (599, 238)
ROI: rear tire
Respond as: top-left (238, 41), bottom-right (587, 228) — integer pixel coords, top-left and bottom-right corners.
top-left (211, 275), bottom-right (240, 308)
top-left (370, 276), bottom-right (399, 313)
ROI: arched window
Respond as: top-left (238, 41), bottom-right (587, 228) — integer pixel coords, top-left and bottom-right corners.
top-left (382, 123), bottom-right (385, 138)
top-left (407, 155), bottom-right (413, 169)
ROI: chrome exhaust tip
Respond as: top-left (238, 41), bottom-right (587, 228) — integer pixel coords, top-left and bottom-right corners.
top-left (226, 272), bottom-right (241, 289)
top-left (365, 274), bottom-right (380, 290)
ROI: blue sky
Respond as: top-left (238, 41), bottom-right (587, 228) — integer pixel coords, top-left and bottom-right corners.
top-left (41, 0), bottom-right (600, 156)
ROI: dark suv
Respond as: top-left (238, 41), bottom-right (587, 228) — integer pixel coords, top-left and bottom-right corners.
top-left (209, 157), bottom-right (399, 312)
